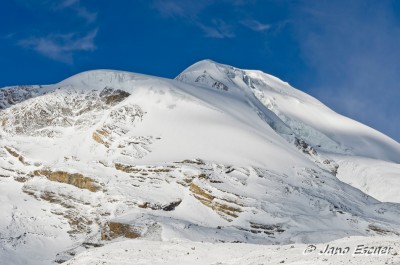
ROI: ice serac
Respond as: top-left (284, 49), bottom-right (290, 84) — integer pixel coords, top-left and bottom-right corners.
top-left (1, 60), bottom-right (400, 265)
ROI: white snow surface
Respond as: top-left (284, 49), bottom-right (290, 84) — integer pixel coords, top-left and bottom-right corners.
top-left (64, 236), bottom-right (400, 265)
top-left (334, 155), bottom-right (400, 203)
top-left (0, 59), bottom-right (400, 265)
top-left (177, 60), bottom-right (400, 162)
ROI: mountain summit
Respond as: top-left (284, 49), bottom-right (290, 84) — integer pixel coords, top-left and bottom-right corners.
top-left (1, 60), bottom-right (400, 265)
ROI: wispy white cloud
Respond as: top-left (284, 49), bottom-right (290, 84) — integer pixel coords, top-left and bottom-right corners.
top-left (152, 1), bottom-right (185, 18)
top-left (152, 0), bottom-right (239, 38)
top-left (197, 19), bottom-right (235, 39)
top-left (13, 0), bottom-right (97, 23)
top-left (152, 0), bottom-right (214, 18)
top-left (74, 6), bottom-right (97, 23)
top-left (59, 0), bottom-right (80, 8)
top-left (54, 0), bottom-right (97, 23)
top-left (241, 19), bottom-right (270, 32)
top-left (11, 0), bottom-right (99, 64)
top-left (18, 29), bottom-right (98, 64)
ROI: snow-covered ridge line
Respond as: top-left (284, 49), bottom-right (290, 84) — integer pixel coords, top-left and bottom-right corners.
top-left (57, 69), bottom-right (152, 89)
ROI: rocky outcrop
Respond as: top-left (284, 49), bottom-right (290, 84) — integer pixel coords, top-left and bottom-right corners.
top-left (100, 88), bottom-right (130, 106)
top-left (114, 163), bottom-right (140, 173)
top-left (90, 103), bottom-right (157, 159)
top-left (92, 129), bottom-right (111, 148)
top-left (294, 138), bottom-right (339, 175)
top-left (4, 146), bottom-right (30, 165)
top-left (0, 85), bottom-right (42, 109)
top-left (190, 183), bottom-right (242, 221)
top-left (33, 170), bottom-right (101, 192)
top-left (138, 199), bottom-right (182, 211)
top-left (101, 222), bottom-right (142, 240)
top-left (114, 163), bottom-right (171, 174)
top-left (0, 87), bottom-right (131, 137)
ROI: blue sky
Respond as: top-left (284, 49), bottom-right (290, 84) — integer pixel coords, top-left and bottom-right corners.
top-left (1, 0), bottom-right (400, 142)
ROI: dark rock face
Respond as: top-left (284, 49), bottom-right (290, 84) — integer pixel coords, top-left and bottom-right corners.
top-left (100, 88), bottom-right (130, 105)
top-left (0, 87), bottom-right (131, 137)
top-left (0, 85), bottom-right (42, 109)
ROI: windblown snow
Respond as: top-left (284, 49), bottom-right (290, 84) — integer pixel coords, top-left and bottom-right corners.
top-left (0, 60), bottom-right (399, 265)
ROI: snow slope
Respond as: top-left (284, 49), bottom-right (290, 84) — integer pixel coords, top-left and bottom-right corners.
top-left (0, 60), bottom-right (399, 264)
top-left (177, 60), bottom-right (400, 162)
top-left (64, 236), bottom-right (400, 265)
top-left (0, 178), bottom-right (73, 265)
top-left (177, 59), bottom-right (400, 203)
top-left (334, 155), bottom-right (400, 203)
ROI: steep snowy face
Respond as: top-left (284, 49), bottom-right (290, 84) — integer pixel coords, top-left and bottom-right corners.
top-left (177, 60), bottom-right (400, 163)
top-left (1, 62), bottom-right (400, 265)
top-left (176, 59), bottom-right (400, 206)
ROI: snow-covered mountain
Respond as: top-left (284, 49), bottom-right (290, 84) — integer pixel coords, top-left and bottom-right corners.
top-left (1, 60), bottom-right (400, 265)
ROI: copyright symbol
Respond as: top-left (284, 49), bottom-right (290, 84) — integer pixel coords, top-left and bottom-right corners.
top-left (304, 245), bottom-right (317, 254)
